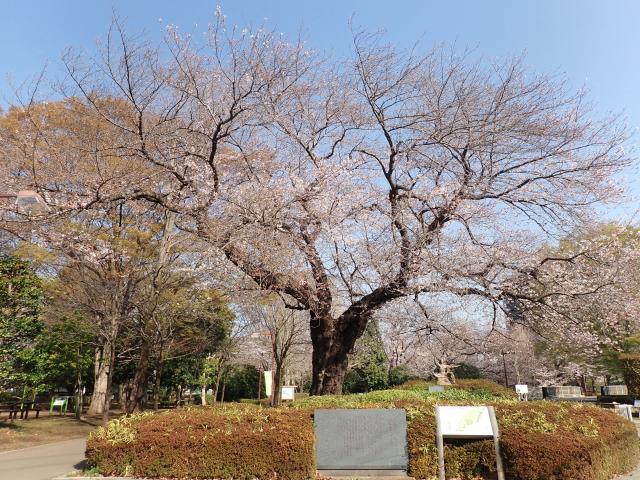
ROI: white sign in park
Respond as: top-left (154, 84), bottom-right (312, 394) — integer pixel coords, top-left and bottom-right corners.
top-left (281, 386), bottom-right (296, 401)
top-left (515, 384), bottom-right (529, 401)
top-left (264, 370), bottom-right (273, 397)
top-left (437, 406), bottom-right (494, 438)
top-left (435, 406), bottom-right (504, 480)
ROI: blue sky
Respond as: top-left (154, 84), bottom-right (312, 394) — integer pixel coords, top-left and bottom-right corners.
top-left (1, 0), bottom-right (639, 217)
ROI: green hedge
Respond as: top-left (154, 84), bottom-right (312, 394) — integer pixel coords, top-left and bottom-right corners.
top-left (87, 389), bottom-right (639, 480)
top-left (395, 378), bottom-right (516, 399)
top-left (620, 353), bottom-right (640, 397)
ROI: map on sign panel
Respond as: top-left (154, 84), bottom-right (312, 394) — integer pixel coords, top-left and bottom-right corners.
top-left (438, 406), bottom-right (494, 438)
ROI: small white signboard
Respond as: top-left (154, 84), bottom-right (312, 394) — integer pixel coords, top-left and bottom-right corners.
top-left (437, 406), bottom-right (494, 438)
top-left (634, 400), bottom-right (640, 408)
top-left (281, 386), bottom-right (295, 401)
top-left (435, 405), bottom-right (504, 480)
top-left (52, 399), bottom-right (65, 406)
top-left (515, 384), bottom-right (528, 394)
top-left (264, 370), bottom-right (273, 397)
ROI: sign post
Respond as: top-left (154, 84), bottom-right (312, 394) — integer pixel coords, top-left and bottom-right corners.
top-left (435, 406), bottom-right (505, 480)
top-left (50, 397), bottom-right (68, 415)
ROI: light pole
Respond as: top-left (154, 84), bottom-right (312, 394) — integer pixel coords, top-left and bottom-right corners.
top-left (501, 351), bottom-right (511, 387)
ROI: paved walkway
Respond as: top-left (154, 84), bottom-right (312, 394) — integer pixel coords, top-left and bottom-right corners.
top-left (0, 438), bottom-right (86, 480)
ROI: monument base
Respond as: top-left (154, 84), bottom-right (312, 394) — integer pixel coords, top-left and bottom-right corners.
top-left (317, 469), bottom-right (411, 478)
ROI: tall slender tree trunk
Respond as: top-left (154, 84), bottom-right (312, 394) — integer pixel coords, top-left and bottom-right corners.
top-left (213, 367), bottom-right (223, 403)
top-left (87, 342), bottom-right (112, 415)
top-left (153, 347), bottom-right (165, 410)
top-left (201, 384), bottom-right (207, 405)
top-left (271, 362), bottom-right (283, 407)
top-left (124, 340), bottom-right (151, 413)
top-left (101, 343), bottom-right (116, 425)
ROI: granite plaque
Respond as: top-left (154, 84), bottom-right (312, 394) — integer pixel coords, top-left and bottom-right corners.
top-left (528, 386), bottom-right (544, 400)
top-left (314, 409), bottom-right (408, 470)
top-left (429, 386), bottom-right (445, 393)
top-left (601, 385), bottom-right (628, 396)
top-left (543, 386), bottom-right (583, 398)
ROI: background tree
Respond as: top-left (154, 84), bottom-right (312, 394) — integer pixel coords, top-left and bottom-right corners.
top-left (512, 223), bottom-right (640, 385)
top-left (345, 321), bottom-right (389, 393)
top-left (0, 255), bottom-right (44, 396)
top-left (253, 300), bottom-right (309, 406)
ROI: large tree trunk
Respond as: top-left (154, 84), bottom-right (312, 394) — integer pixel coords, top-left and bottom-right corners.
top-left (309, 312), bottom-right (364, 395)
top-left (87, 342), bottom-right (112, 415)
top-left (310, 341), bottom-right (350, 395)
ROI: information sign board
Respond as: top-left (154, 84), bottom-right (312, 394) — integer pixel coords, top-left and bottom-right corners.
top-left (435, 405), bottom-right (504, 480)
top-left (437, 406), bottom-right (494, 438)
top-left (281, 386), bottom-right (295, 401)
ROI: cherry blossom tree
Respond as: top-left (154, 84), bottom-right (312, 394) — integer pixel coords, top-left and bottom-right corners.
top-left (0, 12), bottom-right (631, 394)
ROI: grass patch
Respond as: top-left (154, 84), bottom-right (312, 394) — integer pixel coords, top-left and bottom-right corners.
top-left (0, 415), bottom-right (98, 451)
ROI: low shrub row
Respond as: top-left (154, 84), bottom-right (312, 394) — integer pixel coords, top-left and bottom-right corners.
top-left (394, 378), bottom-right (516, 399)
top-left (86, 383), bottom-right (639, 480)
top-left (86, 405), bottom-right (315, 480)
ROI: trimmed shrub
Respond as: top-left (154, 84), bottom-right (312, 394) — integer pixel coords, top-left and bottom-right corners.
top-left (297, 394), bottom-right (639, 480)
top-left (388, 365), bottom-right (414, 386)
top-left (396, 378), bottom-right (516, 400)
top-left (87, 390), bottom-right (639, 480)
top-left (497, 402), bottom-right (640, 480)
top-left (451, 379), bottom-right (516, 399)
top-left (86, 405), bottom-right (315, 480)
top-left (619, 353), bottom-right (640, 397)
